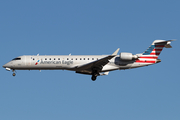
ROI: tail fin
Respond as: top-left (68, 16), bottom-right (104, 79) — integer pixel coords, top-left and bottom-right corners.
top-left (135, 40), bottom-right (174, 64)
top-left (142, 40), bottom-right (174, 58)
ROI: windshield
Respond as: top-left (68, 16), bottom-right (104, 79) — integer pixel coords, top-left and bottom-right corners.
top-left (12, 58), bottom-right (21, 61)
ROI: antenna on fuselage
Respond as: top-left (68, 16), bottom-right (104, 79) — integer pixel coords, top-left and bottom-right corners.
top-left (37, 54), bottom-right (39, 56)
top-left (69, 53), bottom-right (71, 56)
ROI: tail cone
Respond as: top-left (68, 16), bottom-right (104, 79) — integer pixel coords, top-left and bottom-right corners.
top-left (156, 59), bottom-right (161, 63)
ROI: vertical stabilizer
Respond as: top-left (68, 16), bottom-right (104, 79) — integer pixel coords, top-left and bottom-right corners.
top-left (136, 40), bottom-right (173, 63)
top-left (142, 40), bottom-right (173, 58)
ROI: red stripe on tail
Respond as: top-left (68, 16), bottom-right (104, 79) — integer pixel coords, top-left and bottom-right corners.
top-left (152, 49), bottom-right (162, 51)
top-left (155, 45), bottom-right (164, 47)
top-left (150, 53), bottom-right (160, 55)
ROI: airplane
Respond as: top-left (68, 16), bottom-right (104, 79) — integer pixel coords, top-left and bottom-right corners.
top-left (3, 40), bottom-right (174, 81)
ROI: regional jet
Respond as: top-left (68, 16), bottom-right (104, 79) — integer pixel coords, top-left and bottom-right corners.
top-left (3, 40), bottom-right (174, 81)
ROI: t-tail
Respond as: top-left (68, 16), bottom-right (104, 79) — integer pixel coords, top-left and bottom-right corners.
top-left (136, 40), bottom-right (174, 63)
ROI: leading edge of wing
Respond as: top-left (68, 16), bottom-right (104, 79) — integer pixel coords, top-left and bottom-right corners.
top-left (74, 48), bottom-right (120, 71)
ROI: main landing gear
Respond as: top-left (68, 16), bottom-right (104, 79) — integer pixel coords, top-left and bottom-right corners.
top-left (91, 71), bottom-right (98, 81)
top-left (91, 75), bottom-right (97, 81)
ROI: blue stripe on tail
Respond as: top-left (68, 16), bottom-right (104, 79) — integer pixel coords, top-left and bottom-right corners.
top-left (143, 45), bottom-right (155, 55)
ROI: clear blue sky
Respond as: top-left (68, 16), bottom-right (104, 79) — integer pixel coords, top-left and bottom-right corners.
top-left (0, 0), bottom-right (179, 120)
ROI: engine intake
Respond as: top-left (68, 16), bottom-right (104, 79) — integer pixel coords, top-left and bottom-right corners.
top-left (120, 52), bottom-right (138, 61)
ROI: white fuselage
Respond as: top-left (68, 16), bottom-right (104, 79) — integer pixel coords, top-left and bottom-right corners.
top-left (2, 40), bottom-right (173, 81)
top-left (3, 55), bottom-right (156, 72)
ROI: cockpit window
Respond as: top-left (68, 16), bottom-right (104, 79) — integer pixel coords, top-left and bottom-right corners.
top-left (12, 58), bottom-right (21, 60)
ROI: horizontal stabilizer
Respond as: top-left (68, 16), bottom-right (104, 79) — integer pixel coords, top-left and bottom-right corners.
top-left (153, 39), bottom-right (175, 48)
top-left (165, 44), bottom-right (172, 48)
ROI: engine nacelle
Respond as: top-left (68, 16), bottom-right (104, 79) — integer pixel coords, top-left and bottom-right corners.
top-left (120, 52), bottom-right (138, 61)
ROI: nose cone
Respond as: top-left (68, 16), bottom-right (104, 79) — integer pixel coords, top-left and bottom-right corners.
top-left (3, 64), bottom-right (7, 68)
top-left (3, 64), bottom-right (6, 68)
top-left (3, 62), bottom-right (10, 68)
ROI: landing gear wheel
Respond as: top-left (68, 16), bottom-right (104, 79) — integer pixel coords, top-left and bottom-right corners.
top-left (12, 73), bottom-right (16, 76)
top-left (91, 75), bottom-right (97, 81)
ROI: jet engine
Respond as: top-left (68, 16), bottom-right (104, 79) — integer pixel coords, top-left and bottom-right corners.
top-left (120, 52), bottom-right (138, 61)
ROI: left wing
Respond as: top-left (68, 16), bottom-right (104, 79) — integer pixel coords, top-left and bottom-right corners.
top-left (75, 48), bottom-right (119, 75)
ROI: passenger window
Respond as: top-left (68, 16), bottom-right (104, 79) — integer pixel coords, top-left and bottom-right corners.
top-left (71, 58), bottom-right (73, 60)
top-left (92, 58), bottom-right (94, 60)
top-left (76, 58), bottom-right (77, 60)
top-left (45, 58), bottom-right (47, 60)
top-left (84, 58), bottom-right (85, 60)
top-left (88, 58), bottom-right (89, 60)
top-left (67, 58), bottom-right (69, 60)
top-left (80, 58), bottom-right (82, 60)
top-left (49, 58), bottom-right (51, 60)
top-left (58, 58), bottom-right (60, 60)
top-left (54, 58), bottom-right (56, 60)
top-left (33, 58), bottom-right (35, 60)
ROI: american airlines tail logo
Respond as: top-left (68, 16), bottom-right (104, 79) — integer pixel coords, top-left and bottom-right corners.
top-left (35, 60), bottom-right (40, 65)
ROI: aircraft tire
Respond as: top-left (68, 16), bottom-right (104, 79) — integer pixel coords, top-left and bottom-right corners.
top-left (12, 73), bottom-right (16, 76)
top-left (91, 75), bottom-right (96, 81)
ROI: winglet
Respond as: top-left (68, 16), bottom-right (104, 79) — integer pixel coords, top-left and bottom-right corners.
top-left (112, 48), bottom-right (120, 55)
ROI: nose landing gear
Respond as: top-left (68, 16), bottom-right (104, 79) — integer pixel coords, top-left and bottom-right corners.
top-left (12, 73), bottom-right (16, 76)
top-left (12, 69), bottom-right (16, 76)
